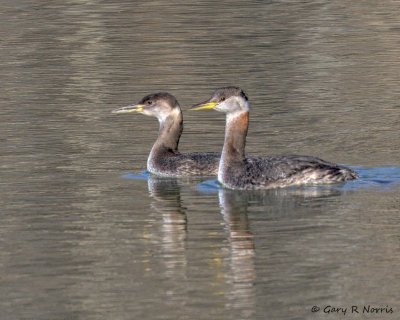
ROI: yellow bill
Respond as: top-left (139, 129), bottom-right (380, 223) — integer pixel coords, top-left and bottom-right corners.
top-left (190, 101), bottom-right (218, 111)
top-left (112, 104), bottom-right (144, 114)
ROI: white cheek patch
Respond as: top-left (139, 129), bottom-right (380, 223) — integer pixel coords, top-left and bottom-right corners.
top-left (218, 96), bottom-right (250, 113)
top-left (157, 107), bottom-right (180, 124)
top-left (233, 96), bottom-right (250, 112)
top-left (216, 100), bottom-right (229, 112)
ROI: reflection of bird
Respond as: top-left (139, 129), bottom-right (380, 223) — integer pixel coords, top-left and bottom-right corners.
top-left (217, 188), bottom-right (255, 318)
top-left (113, 92), bottom-right (219, 177)
top-left (192, 87), bottom-right (357, 190)
top-left (147, 176), bottom-right (187, 254)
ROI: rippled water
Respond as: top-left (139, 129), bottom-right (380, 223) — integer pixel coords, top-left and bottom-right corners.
top-left (1, 1), bottom-right (400, 319)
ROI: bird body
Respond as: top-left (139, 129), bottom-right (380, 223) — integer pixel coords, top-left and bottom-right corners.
top-left (192, 87), bottom-right (357, 190)
top-left (219, 153), bottom-right (356, 190)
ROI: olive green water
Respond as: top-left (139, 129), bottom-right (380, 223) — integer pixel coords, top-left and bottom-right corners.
top-left (1, 1), bottom-right (400, 319)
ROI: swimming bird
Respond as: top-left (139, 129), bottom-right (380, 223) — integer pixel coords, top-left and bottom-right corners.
top-left (112, 92), bottom-right (219, 177)
top-left (191, 87), bottom-right (357, 190)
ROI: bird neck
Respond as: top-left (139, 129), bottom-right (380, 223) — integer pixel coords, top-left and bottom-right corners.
top-left (152, 112), bottom-right (183, 154)
top-left (221, 111), bottom-right (249, 162)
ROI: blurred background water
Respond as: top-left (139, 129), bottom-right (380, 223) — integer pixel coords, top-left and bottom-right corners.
top-left (1, 1), bottom-right (400, 319)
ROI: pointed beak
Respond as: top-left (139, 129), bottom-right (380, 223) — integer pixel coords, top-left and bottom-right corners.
top-left (112, 104), bottom-right (144, 114)
top-left (190, 101), bottom-right (218, 111)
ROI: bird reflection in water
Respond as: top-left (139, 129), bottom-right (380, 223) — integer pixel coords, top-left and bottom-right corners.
top-left (147, 175), bottom-right (188, 275)
top-left (146, 174), bottom-right (257, 317)
top-left (216, 185), bottom-right (342, 318)
top-left (144, 174), bottom-right (343, 318)
top-left (217, 188), bottom-right (256, 319)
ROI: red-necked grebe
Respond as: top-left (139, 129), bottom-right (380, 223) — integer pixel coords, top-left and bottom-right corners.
top-left (113, 92), bottom-right (219, 177)
top-left (191, 87), bottom-right (357, 190)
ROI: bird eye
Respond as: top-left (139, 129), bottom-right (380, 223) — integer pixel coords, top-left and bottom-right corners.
top-left (220, 97), bottom-right (225, 102)
top-left (147, 100), bottom-right (152, 105)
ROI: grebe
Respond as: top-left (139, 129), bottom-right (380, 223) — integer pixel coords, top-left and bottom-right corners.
top-left (191, 87), bottom-right (357, 190)
top-left (113, 92), bottom-right (219, 177)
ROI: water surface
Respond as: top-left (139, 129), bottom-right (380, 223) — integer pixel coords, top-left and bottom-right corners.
top-left (1, 1), bottom-right (400, 319)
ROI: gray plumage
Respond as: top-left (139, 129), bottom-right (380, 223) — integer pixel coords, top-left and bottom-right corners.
top-left (147, 150), bottom-right (219, 177)
top-left (193, 87), bottom-right (357, 190)
top-left (221, 154), bottom-right (357, 190)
